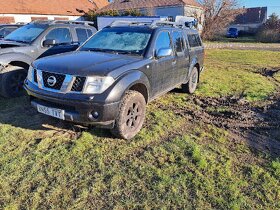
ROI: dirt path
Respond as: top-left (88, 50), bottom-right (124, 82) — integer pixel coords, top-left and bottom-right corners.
top-left (205, 42), bottom-right (280, 51)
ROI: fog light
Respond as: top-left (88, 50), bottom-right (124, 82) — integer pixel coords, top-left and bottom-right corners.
top-left (92, 111), bottom-right (99, 119)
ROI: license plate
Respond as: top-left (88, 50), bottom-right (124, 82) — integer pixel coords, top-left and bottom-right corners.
top-left (37, 104), bottom-right (65, 120)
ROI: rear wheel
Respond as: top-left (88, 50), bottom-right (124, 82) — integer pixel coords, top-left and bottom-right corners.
top-left (182, 67), bottom-right (199, 94)
top-left (111, 90), bottom-right (146, 140)
top-left (0, 67), bottom-right (27, 98)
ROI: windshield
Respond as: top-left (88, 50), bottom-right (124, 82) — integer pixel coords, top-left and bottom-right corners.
top-left (80, 27), bottom-right (152, 55)
top-left (4, 24), bottom-right (48, 43)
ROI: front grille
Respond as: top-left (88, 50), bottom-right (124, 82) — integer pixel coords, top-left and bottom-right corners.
top-left (42, 71), bottom-right (66, 90)
top-left (34, 69), bottom-right (38, 83)
top-left (71, 76), bottom-right (86, 92)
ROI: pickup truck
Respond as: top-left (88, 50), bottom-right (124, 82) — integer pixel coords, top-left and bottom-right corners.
top-left (24, 21), bottom-right (204, 140)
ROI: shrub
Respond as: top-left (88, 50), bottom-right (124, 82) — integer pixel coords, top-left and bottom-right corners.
top-left (256, 13), bottom-right (280, 43)
top-left (256, 29), bottom-right (280, 43)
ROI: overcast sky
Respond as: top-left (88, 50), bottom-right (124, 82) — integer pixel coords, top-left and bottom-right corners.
top-left (239, 0), bottom-right (280, 16)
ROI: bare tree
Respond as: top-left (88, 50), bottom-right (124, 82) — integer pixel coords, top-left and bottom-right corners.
top-left (198, 0), bottom-right (244, 40)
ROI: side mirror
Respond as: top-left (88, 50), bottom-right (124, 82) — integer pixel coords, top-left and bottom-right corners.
top-left (156, 48), bottom-right (173, 59)
top-left (43, 39), bottom-right (56, 47)
top-left (0, 35), bottom-right (4, 39)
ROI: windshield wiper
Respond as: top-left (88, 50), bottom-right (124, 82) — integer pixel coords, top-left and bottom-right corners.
top-left (4, 39), bottom-right (29, 44)
top-left (86, 48), bottom-right (119, 54)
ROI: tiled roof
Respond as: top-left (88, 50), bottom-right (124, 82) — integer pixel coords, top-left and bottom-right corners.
top-left (0, 0), bottom-right (109, 16)
top-left (235, 7), bottom-right (267, 24)
top-left (99, 0), bottom-right (202, 12)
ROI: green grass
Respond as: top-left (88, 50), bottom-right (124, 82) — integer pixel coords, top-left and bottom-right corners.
top-left (274, 71), bottom-right (280, 83)
top-left (205, 36), bottom-right (258, 43)
top-left (197, 49), bottom-right (280, 101)
top-left (0, 49), bottom-right (280, 209)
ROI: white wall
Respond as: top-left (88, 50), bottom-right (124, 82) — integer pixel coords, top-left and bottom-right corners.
top-left (0, 14), bottom-right (84, 23)
top-left (154, 6), bottom-right (184, 20)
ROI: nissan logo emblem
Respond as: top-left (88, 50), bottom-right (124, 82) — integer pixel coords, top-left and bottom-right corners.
top-left (47, 76), bottom-right (57, 87)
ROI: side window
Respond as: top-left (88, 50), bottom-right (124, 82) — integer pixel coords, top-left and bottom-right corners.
top-left (87, 29), bottom-right (93, 37)
top-left (172, 31), bottom-right (184, 53)
top-left (187, 34), bottom-right (202, 48)
top-left (76, 28), bottom-right (88, 43)
top-left (45, 28), bottom-right (72, 44)
top-left (0, 28), bottom-right (4, 37)
top-left (195, 34), bottom-right (202, 46)
top-left (0, 27), bottom-right (17, 37)
top-left (155, 31), bottom-right (172, 53)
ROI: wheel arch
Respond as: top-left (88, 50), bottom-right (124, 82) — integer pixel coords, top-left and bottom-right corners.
top-left (9, 61), bottom-right (29, 71)
top-left (128, 82), bottom-right (149, 103)
top-left (194, 63), bottom-right (200, 82)
top-left (105, 70), bottom-right (151, 104)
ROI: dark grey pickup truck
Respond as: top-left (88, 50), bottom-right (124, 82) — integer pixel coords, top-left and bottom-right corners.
top-left (24, 21), bottom-right (204, 139)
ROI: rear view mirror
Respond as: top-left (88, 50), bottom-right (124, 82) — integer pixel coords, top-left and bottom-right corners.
top-left (43, 39), bottom-right (56, 47)
top-left (156, 48), bottom-right (172, 59)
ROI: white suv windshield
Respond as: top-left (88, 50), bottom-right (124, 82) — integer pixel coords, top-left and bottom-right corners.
top-left (4, 24), bottom-right (48, 43)
top-left (80, 27), bottom-right (152, 55)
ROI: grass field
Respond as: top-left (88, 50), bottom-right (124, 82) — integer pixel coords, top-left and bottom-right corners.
top-left (0, 49), bottom-right (280, 209)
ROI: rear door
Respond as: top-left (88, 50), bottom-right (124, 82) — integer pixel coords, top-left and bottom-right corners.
top-left (186, 33), bottom-right (204, 70)
top-left (171, 30), bottom-right (190, 85)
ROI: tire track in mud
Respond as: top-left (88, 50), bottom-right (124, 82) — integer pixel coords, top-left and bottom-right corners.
top-left (187, 95), bottom-right (280, 157)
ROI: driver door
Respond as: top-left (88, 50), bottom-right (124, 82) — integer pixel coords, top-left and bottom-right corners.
top-left (150, 31), bottom-right (176, 97)
top-left (37, 27), bottom-right (76, 59)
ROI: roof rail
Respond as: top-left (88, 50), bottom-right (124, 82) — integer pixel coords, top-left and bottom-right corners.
top-left (109, 20), bottom-right (186, 29)
top-left (150, 20), bottom-right (185, 28)
top-left (30, 20), bottom-right (94, 26)
top-left (52, 20), bottom-right (95, 26)
top-left (109, 20), bottom-right (153, 27)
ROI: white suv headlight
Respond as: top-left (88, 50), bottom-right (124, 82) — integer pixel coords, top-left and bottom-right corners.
top-left (27, 66), bottom-right (34, 82)
top-left (84, 76), bottom-right (115, 94)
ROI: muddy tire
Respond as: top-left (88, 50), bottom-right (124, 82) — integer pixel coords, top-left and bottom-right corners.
top-left (182, 67), bottom-right (199, 94)
top-left (111, 90), bottom-right (146, 140)
top-left (0, 67), bottom-right (27, 98)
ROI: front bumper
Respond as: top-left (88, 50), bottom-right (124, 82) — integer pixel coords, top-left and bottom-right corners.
top-left (24, 81), bottom-right (120, 128)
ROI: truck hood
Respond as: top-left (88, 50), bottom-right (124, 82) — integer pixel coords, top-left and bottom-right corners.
top-left (0, 40), bottom-right (27, 49)
top-left (33, 51), bottom-right (143, 77)
top-left (0, 40), bottom-right (29, 55)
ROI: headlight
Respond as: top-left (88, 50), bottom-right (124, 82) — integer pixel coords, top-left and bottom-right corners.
top-left (27, 66), bottom-right (34, 82)
top-left (84, 76), bottom-right (115, 94)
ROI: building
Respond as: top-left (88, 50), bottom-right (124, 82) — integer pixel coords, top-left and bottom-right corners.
top-left (229, 7), bottom-right (268, 34)
top-left (0, 0), bottom-right (109, 24)
top-left (98, 0), bottom-right (204, 23)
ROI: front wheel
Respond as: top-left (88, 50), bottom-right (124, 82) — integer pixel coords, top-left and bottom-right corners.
top-left (111, 90), bottom-right (146, 140)
top-left (182, 67), bottom-right (199, 94)
top-left (0, 67), bottom-right (27, 98)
